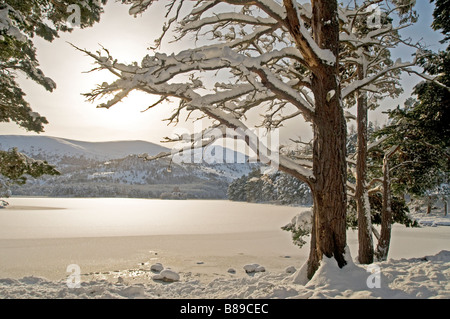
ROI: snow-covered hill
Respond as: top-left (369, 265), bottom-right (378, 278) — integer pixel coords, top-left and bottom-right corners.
top-left (0, 135), bottom-right (256, 199)
top-left (0, 135), bottom-right (169, 161)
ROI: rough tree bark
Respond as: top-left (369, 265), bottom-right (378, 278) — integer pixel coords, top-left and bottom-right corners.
top-left (307, 0), bottom-right (348, 278)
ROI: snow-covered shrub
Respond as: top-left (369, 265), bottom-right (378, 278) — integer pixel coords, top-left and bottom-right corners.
top-left (281, 210), bottom-right (313, 248)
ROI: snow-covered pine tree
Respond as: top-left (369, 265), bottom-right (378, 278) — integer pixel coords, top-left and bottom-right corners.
top-left (0, 148), bottom-right (60, 199)
top-left (228, 167), bottom-right (312, 205)
top-left (369, 0), bottom-right (450, 260)
top-left (283, 120), bottom-right (418, 258)
top-left (227, 175), bottom-right (248, 202)
top-left (77, 0), bottom-right (435, 278)
top-left (274, 172), bottom-right (312, 205)
top-left (261, 173), bottom-right (278, 203)
top-left (339, 0), bottom-right (417, 264)
top-left (78, 0), bottom-right (348, 278)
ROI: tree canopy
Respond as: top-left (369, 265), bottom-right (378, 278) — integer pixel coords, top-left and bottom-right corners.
top-left (0, 1), bottom-right (106, 199)
top-left (431, 0), bottom-right (450, 43)
top-left (77, 0), bottom-right (432, 278)
top-left (0, 0), bottom-right (106, 132)
top-left (374, 0), bottom-right (450, 197)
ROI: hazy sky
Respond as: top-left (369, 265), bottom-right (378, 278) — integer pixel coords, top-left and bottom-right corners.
top-left (0, 1), bottom-right (445, 145)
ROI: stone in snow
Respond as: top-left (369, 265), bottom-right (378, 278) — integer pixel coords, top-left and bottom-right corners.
top-left (243, 264), bottom-right (258, 273)
top-left (150, 263), bottom-right (164, 272)
top-left (255, 266), bottom-right (266, 273)
top-left (161, 269), bottom-right (180, 282)
top-left (153, 269), bottom-right (180, 282)
top-left (243, 264), bottom-right (265, 273)
top-left (152, 274), bottom-right (164, 281)
top-left (285, 266), bottom-right (297, 274)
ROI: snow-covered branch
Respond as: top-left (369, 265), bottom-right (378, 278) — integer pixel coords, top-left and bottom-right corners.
top-left (342, 58), bottom-right (416, 99)
top-left (140, 120), bottom-right (315, 184)
top-left (402, 67), bottom-right (450, 91)
top-left (79, 0), bottom-right (425, 199)
top-left (283, 0), bottom-right (336, 68)
top-left (76, 36), bottom-right (315, 121)
top-left (181, 12), bottom-right (279, 32)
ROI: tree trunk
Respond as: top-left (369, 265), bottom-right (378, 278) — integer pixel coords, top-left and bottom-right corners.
top-left (427, 196), bottom-right (432, 215)
top-left (356, 66), bottom-right (374, 264)
top-left (307, 0), bottom-right (348, 279)
top-left (375, 153), bottom-right (392, 261)
top-left (445, 200), bottom-right (448, 216)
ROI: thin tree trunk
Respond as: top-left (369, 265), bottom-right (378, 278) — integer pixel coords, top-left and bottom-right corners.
top-left (376, 151), bottom-right (393, 261)
top-left (427, 196), bottom-right (432, 215)
top-left (356, 66), bottom-right (374, 264)
top-left (306, 0), bottom-right (348, 279)
top-left (445, 200), bottom-right (448, 216)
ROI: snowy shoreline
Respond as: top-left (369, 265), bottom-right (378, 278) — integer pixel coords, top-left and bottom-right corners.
top-left (0, 198), bottom-right (449, 299)
top-left (0, 249), bottom-right (448, 299)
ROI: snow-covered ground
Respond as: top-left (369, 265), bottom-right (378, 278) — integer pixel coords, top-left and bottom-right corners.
top-left (0, 248), bottom-right (448, 299)
top-left (0, 198), bottom-right (448, 299)
top-left (409, 205), bottom-right (450, 227)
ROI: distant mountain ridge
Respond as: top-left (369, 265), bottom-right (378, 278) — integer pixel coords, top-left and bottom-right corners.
top-left (0, 135), bottom-right (169, 161)
top-left (0, 135), bottom-right (256, 199)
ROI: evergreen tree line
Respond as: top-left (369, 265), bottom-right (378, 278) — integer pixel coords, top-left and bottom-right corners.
top-left (8, 155), bottom-right (233, 199)
top-left (228, 168), bottom-right (313, 206)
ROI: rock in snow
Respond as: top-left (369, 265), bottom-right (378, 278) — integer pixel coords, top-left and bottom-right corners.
top-left (285, 266), bottom-right (297, 274)
top-left (255, 266), bottom-right (266, 273)
top-left (160, 270), bottom-right (180, 282)
top-left (152, 274), bottom-right (164, 281)
top-left (243, 264), bottom-right (258, 273)
top-left (153, 269), bottom-right (180, 282)
top-left (150, 263), bottom-right (164, 272)
top-left (244, 264), bottom-right (265, 274)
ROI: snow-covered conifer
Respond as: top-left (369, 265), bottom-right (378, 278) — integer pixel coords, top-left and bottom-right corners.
top-left (78, 0), bottom-right (440, 279)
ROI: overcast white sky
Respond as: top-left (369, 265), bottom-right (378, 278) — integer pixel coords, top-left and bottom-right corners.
top-left (0, 1), bottom-right (445, 145)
